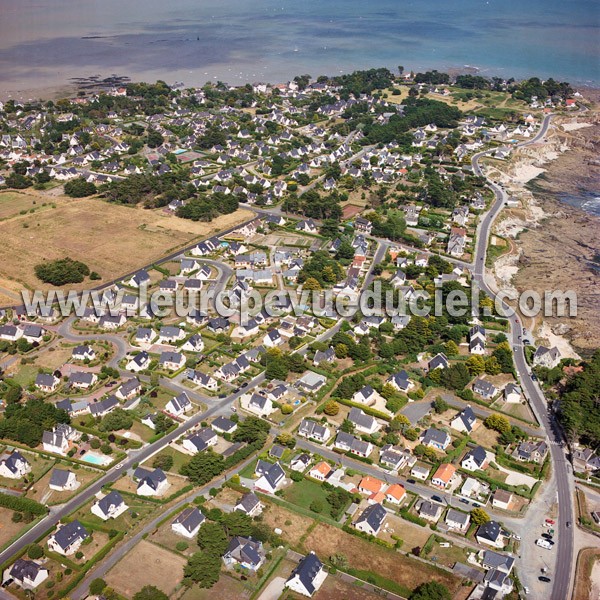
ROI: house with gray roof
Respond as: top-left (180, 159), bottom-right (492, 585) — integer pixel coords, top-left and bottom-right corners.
top-left (354, 503), bottom-right (387, 536)
top-left (284, 552), bottom-right (327, 597)
top-left (47, 520), bottom-right (89, 556)
top-left (223, 536), bottom-right (265, 572)
top-left (172, 507), bottom-right (205, 538)
top-left (49, 469), bottom-right (78, 491)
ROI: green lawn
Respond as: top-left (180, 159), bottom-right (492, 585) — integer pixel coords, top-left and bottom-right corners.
top-left (11, 365), bottom-right (40, 388)
top-left (283, 478), bottom-right (330, 511)
top-left (142, 446), bottom-right (189, 474)
top-left (73, 496), bottom-right (156, 531)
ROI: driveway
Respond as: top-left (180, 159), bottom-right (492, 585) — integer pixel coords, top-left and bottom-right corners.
top-left (256, 576), bottom-right (287, 600)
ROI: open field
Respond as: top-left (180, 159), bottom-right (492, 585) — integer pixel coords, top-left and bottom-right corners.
top-left (180, 574), bottom-right (250, 600)
top-left (573, 547), bottom-right (600, 600)
top-left (0, 195), bottom-right (252, 292)
top-left (0, 507), bottom-right (29, 549)
top-left (0, 190), bottom-right (60, 220)
top-left (303, 523), bottom-right (460, 596)
top-left (261, 501), bottom-right (315, 548)
top-left (313, 575), bottom-right (389, 600)
top-left (105, 539), bottom-right (186, 597)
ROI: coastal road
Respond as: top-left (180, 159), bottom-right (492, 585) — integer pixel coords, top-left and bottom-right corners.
top-left (471, 113), bottom-right (575, 600)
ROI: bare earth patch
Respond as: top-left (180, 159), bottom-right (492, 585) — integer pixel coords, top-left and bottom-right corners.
top-left (105, 539), bottom-right (186, 597)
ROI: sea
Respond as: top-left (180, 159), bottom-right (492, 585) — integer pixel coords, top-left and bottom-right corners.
top-left (0, 0), bottom-right (599, 95)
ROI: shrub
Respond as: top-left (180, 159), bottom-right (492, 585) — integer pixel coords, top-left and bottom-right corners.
top-left (34, 257), bottom-right (90, 285)
top-left (27, 544), bottom-right (44, 559)
top-left (175, 541), bottom-right (189, 552)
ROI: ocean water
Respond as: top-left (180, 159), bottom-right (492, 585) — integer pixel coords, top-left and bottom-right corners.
top-left (0, 0), bottom-right (598, 95)
top-left (559, 190), bottom-right (600, 217)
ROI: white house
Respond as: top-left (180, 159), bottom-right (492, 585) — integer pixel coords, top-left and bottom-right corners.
top-left (241, 393), bottom-right (275, 418)
top-left (235, 492), bottom-right (263, 517)
top-left (171, 507), bottom-right (205, 538)
top-left (47, 521), bottom-right (89, 556)
top-left (91, 491), bottom-right (128, 521)
top-left (533, 345), bottom-right (561, 368)
top-left (0, 451), bottom-right (31, 479)
top-left (49, 469), bottom-right (79, 491)
top-left (166, 392), bottom-right (193, 417)
top-left (284, 552), bottom-right (327, 597)
top-left (504, 383), bottom-right (522, 403)
top-left (254, 460), bottom-right (286, 494)
top-left (126, 351), bottom-right (151, 372)
top-left (354, 503), bottom-right (387, 536)
top-left (135, 467), bottom-right (170, 496)
top-left (42, 430), bottom-right (69, 455)
top-left (4, 559), bottom-right (49, 590)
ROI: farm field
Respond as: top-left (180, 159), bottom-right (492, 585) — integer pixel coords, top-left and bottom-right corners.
top-left (105, 539), bottom-right (187, 597)
top-left (179, 574), bottom-right (250, 600)
top-left (0, 194), bottom-right (252, 292)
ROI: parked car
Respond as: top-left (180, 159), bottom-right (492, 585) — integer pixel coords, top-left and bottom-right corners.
top-left (459, 498), bottom-right (470, 505)
top-left (407, 479), bottom-right (416, 484)
top-left (539, 576), bottom-right (551, 583)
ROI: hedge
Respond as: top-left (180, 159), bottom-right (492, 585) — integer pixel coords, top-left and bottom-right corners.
top-left (399, 508), bottom-right (427, 528)
top-left (333, 397), bottom-right (392, 422)
top-left (0, 493), bottom-right (47, 515)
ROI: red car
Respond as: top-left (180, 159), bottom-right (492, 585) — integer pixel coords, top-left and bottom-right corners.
top-left (545, 518), bottom-right (556, 525)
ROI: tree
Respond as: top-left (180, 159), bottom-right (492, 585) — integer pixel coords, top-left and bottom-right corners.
top-left (196, 521), bottom-right (228, 556)
top-left (483, 413), bottom-right (511, 434)
top-left (442, 363), bottom-right (471, 390)
top-left (100, 408), bottom-right (133, 432)
top-left (180, 451), bottom-right (225, 485)
top-left (133, 586), bottom-right (169, 600)
top-left (444, 340), bottom-right (459, 356)
top-left (466, 355), bottom-right (486, 376)
top-left (34, 257), bottom-right (90, 285)
top-left (470, 507), bottom-right (490, 525)
top-left (64, 177), bottom-right (97, 198)
top-left (184, 552), bottom-right (221, 588)
top-left (90, 579), bottom-right (107, 595)
top-left (152, 453), bottom-right (173, 471)
top-left (410, 581), bottom-right (451, 600)
top-left (222, 511), bottom-right (253, 537)
top-left (334, 343), bottom-right (348, 359)
top-left (433, 397), bottom-right (449, 414)
top-left (323, 400), bottom-right (339, 416)
top-left (484, 356), bottom-right (502, 375)
top-left (303, 277), bottom-right (321, 291)
top-left (146, 129), bottom-right (164, 149)
top-left (27, 544), bottom-right (43, 559)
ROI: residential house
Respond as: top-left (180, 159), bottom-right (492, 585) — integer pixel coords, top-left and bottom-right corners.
top-left (182, 428), bottom-right (217, 454)
top-left (354, 503), bottom-right (387, 536)
top-left (461, 446), bottom-right (488, 472)
top-left (411, 464), bottom-right (431, 481)
top-left (512, 440), bottom-right (548, 464)
top-left (419, 500), bottom-right (443, 522)
top-left (385, 483), bottom-right (406, 505)
top-left (223, 536), bottom-right (266, 572)
top-left (68, 371), bottom-right (98, 390)
top-left (334, 431), bottom-right (373, 458)
top-left (35, 373), bottom-right (60, 393)
top-left (290, 454), bottom-right (311, 472)
top-left (472, 379), bottom-right (497, 400)
top-left (358, 476), bottom-right (384, 496)
top-left (309, 461), bottom-right (332, 482)
top-left (72, 345), bottom-right (95, 362)
top-left (47, 521), bottom-right (89, 556)
top-left (428, 353), bottom-right (449, 371)
top-left (284, 552), bottom-right (327, 598)
top-left (295, 371), bottom-right (327, 393)
top-left (504, 383), bottom-right (522, 404)
top-left (469, 325), bottom-right (486, 354)
top-left (491, 489), bottom-right (513, 511)
top-left (450, 405), bottom-right (477, 433)
top-left (182, 333), bottom-right (204, 353)
top-left (351, 385), bottom-right (378, 407)
top-left (91, 491), bottom-right (128, 521)
top-left (49, 469), bottom-right (78, 491)
top-left (166, 392), bottom-right (193, 417)
top-left (116, 378), bottom-right (142, 400)
top-left (211, 416), bottom-right (237, 435)
top-left (481, 550), bottom-right (515, 574)
top-left (347, 407), bottom-right (380, 435)
top-left (127, 351), bottom-right (150, 372)
top-left (254, 460), bottom-right (286, 494)
top-left (386, 370), bottom-right (413, 393)
top-left (476, 521), bottom-right (504, 548)
top-left (235, 492), bottom-right (263, 517)
top-left (135, 467), bottom-right (170, 496)
top-left (89, 395), bottom-right (119, 418)
top-left (4, 559), bottom-right (49, 590)
top-left (159, 351), bottom-right (185, 371)
top-left (533, 346), bottom-right (561, 368)
top-left (573, 448), bottom-right (600, 474)
top-left (188, 370), bottom-right (218, 391)
top-left (420, 427), bottom-right (451, 451)
top-left (171, 507), bottom-right (205, 538)
top-left (0, 451), bottom-right (31, 479)
top-left (431, 463), bottom-right (457, 489)
top-left (297, 419), bottom-right (330, 443)
top-left (42, 429), bottom-right (69, 455)
top-left (241, 393), bottom-right (275, 418)
top-left (158, 326), bottom-right (186, 344)
top-left (446, 509), bottom-right (470, 532)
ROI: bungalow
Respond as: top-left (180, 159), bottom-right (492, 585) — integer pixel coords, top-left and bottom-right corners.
top-left (386, 370), bottom-right (413, 393)
top-left (533, 345), bottom-right (561, 368)
top-left (419, 500), bottom-right (443, 522)
top-left (223, 536), bottom-right (266, 572)
top-left (68, 371), bottom-right (98, 390)
top-left (159, 351), bottom-right (186, 371)
top-left (446, 508), bottom-right (470, 532)
top-left (49, 469), bottom-right (78, 491)
top-left (358, 476), bottom-right (384, 496)
top-left (297, 419), bottom-right (330, 443)
top-left (47, 521), bottom-right (89, 556)
top-left (504, 383), bottom-right (522, 404)
top-left (491, 489), bottom-right (513, 511)
top-left (264, 328), bottom-right (283, 348)
top-left (476, 521), bottom-right (504, 548)
top-left (182, 428), bottom-right (217, 453)
top-left (235, 492), bottom-right (263, 517)
top-left (354, 503), bottom-right (387, 536)
top-left (296, 371), bottom-right (327, 394)
top-left (4, 559), bottom-right (49, 590)
top-left (242, 393), bottom-right (274, 418)
top-left (72, 345), bottom-right (95, 362)
top-left (211, 416), bottom-right (237, 435)
top-left (126, 351), bottom-right (150, 372)
top-left (42, 430), bottom-right (69, 455)
top-left (469, 325), bottom-right (486, 354)
top-left (284, 552), bottom-right (327, 598)
top-left (461, 446), bottom-right (488, 472)
top-left (254, 460), bottom-right (286, 494)
top-left (35, 373), bottom-right (60, 393)
top-left (450, 405), bottom-right (477, 433)
top-left (188, 370), bottom-right (218, 391)
top-left (334, 431), bottom-right (373, 458)
top-left (91, 490), bottom-right (128, 521)
top-left (348, 407), bottom-right (380, 435)
top-left (472, 379), bottom-right (497, 400)
top-left (431, 463), bottom-right (457, 489)
top-left (116, 378), bottom-right (142, 400)
top-left (290, 453), bottom-right (311, 472)
top-left (172, 507), bottom-right (205, 538)
top-left (309, 461), bottom-right (332, 482)
top-left (385, 483), bottom-right (406, 504)
top-left (0, 451), bottom-right (31, 479)
top-left (135, 467), bottom-right (170, 496)
top-left (166, 392), bottom-right (193, 417)
top-left (420, 427), bottom-right (451, 451)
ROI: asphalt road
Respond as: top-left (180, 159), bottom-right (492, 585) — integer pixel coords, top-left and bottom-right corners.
top-left (470, 113), bottom-right (574, 600)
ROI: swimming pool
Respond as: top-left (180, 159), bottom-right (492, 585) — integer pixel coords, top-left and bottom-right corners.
top-left (81, 452), bottom-right (111, 466)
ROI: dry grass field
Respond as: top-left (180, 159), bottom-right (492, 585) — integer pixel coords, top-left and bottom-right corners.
top-left (0, 192), bottom-right (252, 292)
top-left (0, 507), bottom-right (28, 549)
top-left (261, 501), bottom-right (316, 547)
top-left (105, 539), bottom-right (187, 597)
top-left (313, 576), bottom-right (387, 600)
